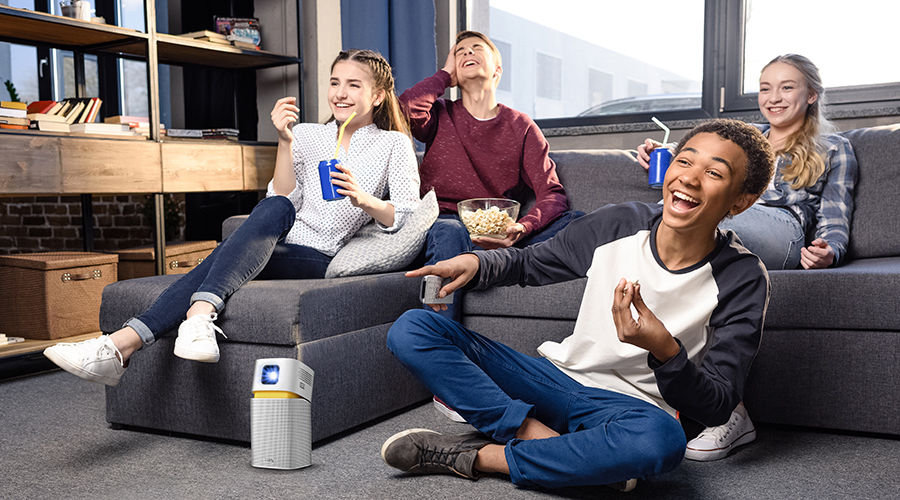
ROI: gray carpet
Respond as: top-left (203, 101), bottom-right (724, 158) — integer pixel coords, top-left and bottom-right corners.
top-left (1, 371), bottom-right (897, 499)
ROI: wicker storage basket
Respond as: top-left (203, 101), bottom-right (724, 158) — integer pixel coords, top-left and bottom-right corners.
top-left (115, 240), bottom-right (217, 280)
top-left (0, 251), bottom-right (118, 339)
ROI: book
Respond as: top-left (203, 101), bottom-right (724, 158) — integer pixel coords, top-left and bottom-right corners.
top-left (26, 113), bottom-right (67, 123)
top-left (0, 123), bottom-right (28, 130)
top-left (30, 120), bottom-right (70, 132)
top-left (179, 29), bottom-right (228, 41)
top-left (69, 122), bottom-right (134, 135)
top-left (0, 101), bottom-right (27, 110)
top-left (105, 115), bottom-right (150, 125)
top-left (0, 334), bottom-right (25, 346)
top-left (46, 101), bottom-right (65, 115)
top-left (82, 97), bottom-right (102, 123)
top-left (0, 107), bottom-right (26, 118)
top-left (232, 40), bottom-right (259, 50)
top-left (0, 117), bottom-right (30, 126)
top-left (214, 16), bottom-right (261, 46)
top-left (166, 128), bottom-right (203, 138)
top-left (27, 100), bottom-right (57, 114)
top-left (64, 100), bottom-right (86, 124)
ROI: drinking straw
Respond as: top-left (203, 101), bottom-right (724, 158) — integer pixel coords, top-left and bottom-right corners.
top-left (333, 111), bottom-right (357, 159)
top-left (651, 116), bottom-right (670, 145)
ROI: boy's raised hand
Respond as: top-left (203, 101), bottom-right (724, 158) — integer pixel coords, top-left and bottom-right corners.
top-left (611, 279), bottom-right (680, 363)
top-left (271, 96), bottom-right (299, 143)
top-left (406, 254), bottom-right (480, 311)
top-left (442, 49), bottom-right (458, 87)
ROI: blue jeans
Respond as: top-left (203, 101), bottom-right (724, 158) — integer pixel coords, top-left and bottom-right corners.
top-left (719, 204), bottom-right (804, 270)
top-left (423, 210), bottom-right (584, 320)
top-left (387, 310), bottom-right (686, 489)
top-left (126, 196), bottom-right (332, 345)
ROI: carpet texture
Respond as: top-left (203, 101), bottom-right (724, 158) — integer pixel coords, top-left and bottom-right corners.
top-left (1, 371), bottom-right (897, 499)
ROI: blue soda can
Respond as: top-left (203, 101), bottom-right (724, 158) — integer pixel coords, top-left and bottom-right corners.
top-left (648, 148), bottom-right (672, 189)
top-left (318, 159), bottom-right (345, 201)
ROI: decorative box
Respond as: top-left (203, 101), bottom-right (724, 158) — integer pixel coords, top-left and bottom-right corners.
top-left (115, 240), bottom-right (217, 280)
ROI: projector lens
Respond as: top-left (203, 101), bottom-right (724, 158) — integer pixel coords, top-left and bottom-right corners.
top-left (261, 365), bottom-right (280, 384)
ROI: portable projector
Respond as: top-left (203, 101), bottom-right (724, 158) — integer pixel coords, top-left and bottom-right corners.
top-left (250, 358), bottom-right (315, 470)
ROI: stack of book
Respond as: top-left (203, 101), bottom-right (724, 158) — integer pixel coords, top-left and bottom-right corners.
top-left (25, 97), bottom-right (105, 132)
top-left (104, 115), bottom-right (166, 137)
top-left (178, 29), bottom-right (231, 45)
top-left (0, 101), bottom-right (29, 129)
top-left (0, 333), bottom-right (25, 346)
top-left (166, 127), bottom-right (239, 141)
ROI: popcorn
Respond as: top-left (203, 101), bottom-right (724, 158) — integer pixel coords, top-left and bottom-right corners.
top-left (460, 205), bottom-right (514, 237)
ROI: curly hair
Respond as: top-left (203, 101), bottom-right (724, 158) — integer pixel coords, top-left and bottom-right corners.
top-left (674, 119), bottom-right (775, 197)
top-left (330, 49), bottom-right (410, 138)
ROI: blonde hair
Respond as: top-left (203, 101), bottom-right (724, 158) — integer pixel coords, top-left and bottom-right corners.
top-left (762, 54), bottom-right (832, 189)
top-left (330, 49), bottom-right (411, 139)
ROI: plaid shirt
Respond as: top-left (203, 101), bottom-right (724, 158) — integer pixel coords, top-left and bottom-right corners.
top-left (754, 124), bottom-right (858, 266)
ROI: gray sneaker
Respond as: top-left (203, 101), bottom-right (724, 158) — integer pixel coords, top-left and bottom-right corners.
top-left (44, 335), bottom-right (126, 386)
top-left (381, 428), bottom-right (493, 480)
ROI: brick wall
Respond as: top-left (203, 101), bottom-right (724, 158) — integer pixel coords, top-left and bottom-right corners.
top-left (0, 194), bottom-right (186, 255)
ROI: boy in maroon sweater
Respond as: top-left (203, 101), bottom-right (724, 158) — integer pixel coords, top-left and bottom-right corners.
top-left (400, 30), bottom-right (581, 321)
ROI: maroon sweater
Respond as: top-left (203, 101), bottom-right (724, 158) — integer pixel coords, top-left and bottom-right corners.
top-left (399, 70), bottom-right (569, 236)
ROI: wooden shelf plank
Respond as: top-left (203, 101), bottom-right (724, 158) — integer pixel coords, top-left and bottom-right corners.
top-left (0, 5), bottom-right (147, 55)
top-left (0, 331), bottom-right (100, 360)
top-left (0, 135), bottom-right (62, 194)
top-left (60, 138), bottom-right (162, 193)
top-left (242, 144), bottom-right (276, 191)
top-left (161, 142), bottom-right (244, 192)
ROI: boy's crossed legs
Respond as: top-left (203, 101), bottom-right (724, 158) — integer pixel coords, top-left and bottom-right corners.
top-left (383, 309), bottom-right (685, 489)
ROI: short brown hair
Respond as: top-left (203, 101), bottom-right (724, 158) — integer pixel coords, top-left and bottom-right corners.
top-left (455, 30), bottom-right (502, 68)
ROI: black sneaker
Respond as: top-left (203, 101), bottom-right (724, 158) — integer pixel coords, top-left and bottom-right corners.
top-left (381, 428), bottom-right (493, 480)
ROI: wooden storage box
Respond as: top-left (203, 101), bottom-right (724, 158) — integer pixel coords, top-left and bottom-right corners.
top-left (115, 240), bottom-right (217, 280)
top-left (0, 252), bottom-right (118, 340)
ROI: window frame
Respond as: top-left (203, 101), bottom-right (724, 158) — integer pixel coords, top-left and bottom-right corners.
top-left (461, 0), bottom-right (900, 130)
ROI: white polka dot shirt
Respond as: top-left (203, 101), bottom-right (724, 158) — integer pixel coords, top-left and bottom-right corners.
top-left (266, 121), bottom-right (421, 257)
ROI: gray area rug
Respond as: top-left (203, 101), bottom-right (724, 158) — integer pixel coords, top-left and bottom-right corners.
top-left (1, 371), bottom-right (897, 499)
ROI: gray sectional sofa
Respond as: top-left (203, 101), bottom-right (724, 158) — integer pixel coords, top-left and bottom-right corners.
top-left (99, 122), bottom-right (900, 443)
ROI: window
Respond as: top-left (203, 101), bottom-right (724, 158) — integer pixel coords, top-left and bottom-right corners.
top-left (478, 0), bottom-right (705, 121)
top-left (535, 52), bottom-right (561, 100)
top-left (494, 39), bottom-right (511, 92)
top-left (465, 0), bottom-right (899, 127)
top-left (587, 69), bottom-right (612, 107)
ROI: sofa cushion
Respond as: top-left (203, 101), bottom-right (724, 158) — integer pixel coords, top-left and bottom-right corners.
top-left (766, 256), bottom-right (900, 330)
top-left (840, 124), bottom-right (900, 259)
top-left (325, 190), bottom-right (438, 278)
top-left (100, 271), bottom-right (421, 346)
top-left (551, 149), bottom-right (660, 213)
top-left (462, 279), bottom-right (586, 320)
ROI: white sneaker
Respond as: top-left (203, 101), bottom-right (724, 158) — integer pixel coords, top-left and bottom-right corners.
top-left (433, 396), bottom-right (467, 423)
top-left (44, 336), bottom-right (126, 386)
top-left (173, 313), bottom-right (225, 363)
top-left (685, 405), bottom-right (757, 461)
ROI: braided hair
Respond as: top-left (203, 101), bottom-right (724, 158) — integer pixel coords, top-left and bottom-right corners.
top-left (330, 49), bottom-right (411, 139)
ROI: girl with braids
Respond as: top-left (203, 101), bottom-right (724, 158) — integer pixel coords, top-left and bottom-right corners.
top-left (45, 49), bottom-right (421, 384)
top-left (636, 54), bottom-right (857, 462)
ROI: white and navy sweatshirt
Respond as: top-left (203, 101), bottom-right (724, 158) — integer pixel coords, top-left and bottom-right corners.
top-left (472, 202), bottom-right (769, 426)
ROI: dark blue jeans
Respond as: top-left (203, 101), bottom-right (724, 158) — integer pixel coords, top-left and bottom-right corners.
top-left (423, 210), bottom-right (584, 320)
top-left (387, 309), bottom-right (685, 488)
top-left (126, 196), bottom-right (332, 345)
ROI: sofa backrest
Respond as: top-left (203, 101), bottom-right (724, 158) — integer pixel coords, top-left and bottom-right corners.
top-left (549, 149), bottom-right (661, 213)
top-left (839, 123), bottom-right (900, 260)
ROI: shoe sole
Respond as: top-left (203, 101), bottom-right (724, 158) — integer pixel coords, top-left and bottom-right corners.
top-left (380, 428), bottom-right (439, 463)
top-left (684, 428), bottom-right (757, 461)
top-left (44, 346), bottom-right (121, 387)
top-left (433, 397), bottom-right (467, 423)
top-left (173, 342), bottom-right (219, 363)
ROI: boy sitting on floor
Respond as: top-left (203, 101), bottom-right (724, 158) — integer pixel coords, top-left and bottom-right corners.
top-left (380, 119), bottom-right (775, 490)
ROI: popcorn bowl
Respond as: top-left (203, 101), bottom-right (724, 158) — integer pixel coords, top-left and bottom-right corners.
top-left (457, 198), bottom-right (520, 239)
